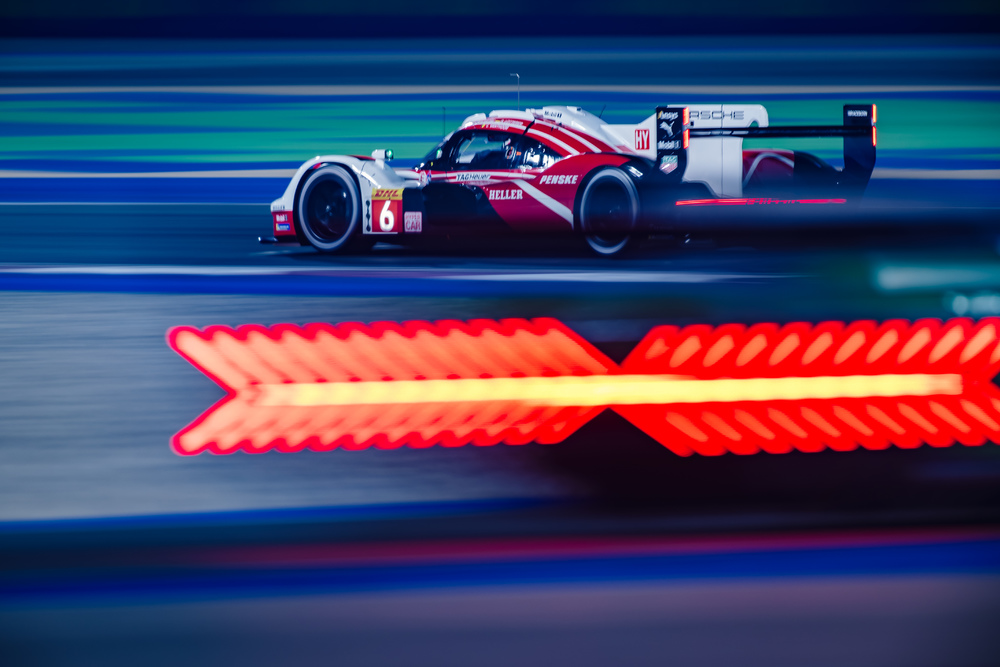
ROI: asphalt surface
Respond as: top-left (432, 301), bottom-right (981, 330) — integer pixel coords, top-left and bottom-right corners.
top-left (3, 204), bottom-right (1000, 524)
top-left (3, 572), bottom-right (999, 667)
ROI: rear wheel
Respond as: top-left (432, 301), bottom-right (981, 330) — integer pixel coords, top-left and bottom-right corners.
top-left (297, 165), bottom-right (362, 253)
top-left (579, 167), bottom-right (640, 257)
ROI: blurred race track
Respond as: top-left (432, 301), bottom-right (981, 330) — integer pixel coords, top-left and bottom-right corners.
top-left (1, 36), bottom-right (999, 666)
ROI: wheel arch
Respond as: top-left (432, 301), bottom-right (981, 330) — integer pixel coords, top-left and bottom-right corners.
top-left (571, 158), bottom-right (643, 231)
top-left (573, 162), bottom-right (645, 257)
top-left (292, 161), bottom-right (364, 245)
top-left (295, 162), bottom-right (368, 252)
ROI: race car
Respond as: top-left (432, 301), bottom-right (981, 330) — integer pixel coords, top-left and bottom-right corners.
top-left (264, 103), bottom-right (876, 256)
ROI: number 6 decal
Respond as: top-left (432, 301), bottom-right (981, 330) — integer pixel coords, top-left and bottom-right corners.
top-left (379, 200), bottom-right (395, 231)
top-left (371, 189), bottom-right (403, 234)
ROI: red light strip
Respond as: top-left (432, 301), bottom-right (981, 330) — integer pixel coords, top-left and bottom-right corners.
top-left (168, 319), bottom-right (616, 454)
top-left (675, 198), bottom-right (847, 207)
top-left (616, 319), bottom-right (1000, 456)
top-left (168, 318), bottom-right (1000, 456)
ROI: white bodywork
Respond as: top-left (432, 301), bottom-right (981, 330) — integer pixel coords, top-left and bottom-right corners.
top-left (465, 104), bottom-right (771, 197)
top-left (606, 104), bottom-right (768, 198)
top-left (269, 154), bottom-right (420, 219)
top-left (272, 103), bottom-right (770, 223)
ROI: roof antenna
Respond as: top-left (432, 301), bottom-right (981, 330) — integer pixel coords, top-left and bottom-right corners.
top-left (509, 73), bottom-right (520, 111)
top-left (598, 104), bottom-right (606, 119)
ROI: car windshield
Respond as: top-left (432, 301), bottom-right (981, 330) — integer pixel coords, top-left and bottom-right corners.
top-left (417, 133), bottom-right (453, 170)
top-left (417, 130), bottom-right (522, 172)
top-left (452, 133), bottom-right (513, 167)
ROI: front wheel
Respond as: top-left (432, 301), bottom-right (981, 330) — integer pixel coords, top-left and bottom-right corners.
top-left (578, 167), bottom-right (640, 257)
top-left (297, 165), bottom-right (362, 253)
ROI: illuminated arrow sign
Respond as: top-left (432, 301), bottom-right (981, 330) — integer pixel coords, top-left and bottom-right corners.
top-left (168, 318), bottom-right (1000, 456)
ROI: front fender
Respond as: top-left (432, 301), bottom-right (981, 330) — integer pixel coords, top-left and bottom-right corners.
top-left (269, 156), bottom-right (417, 214)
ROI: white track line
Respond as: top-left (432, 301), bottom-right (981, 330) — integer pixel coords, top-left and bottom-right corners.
top-left (0, 264), bottom-right (785, 282)
top-left (445, 271), bottom-right (787, 283)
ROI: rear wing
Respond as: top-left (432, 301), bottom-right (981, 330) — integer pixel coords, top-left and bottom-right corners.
top-left (655, 104), bottom-right (877, 198)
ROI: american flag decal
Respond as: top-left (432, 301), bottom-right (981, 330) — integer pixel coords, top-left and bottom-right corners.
top-left (168, 318), bottom-right (1000, 456)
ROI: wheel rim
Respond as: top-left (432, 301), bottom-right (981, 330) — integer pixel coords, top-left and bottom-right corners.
top-left (305, 178), bottom-right (354, 243)
top-left (582, 173), bottom-right (635, 253)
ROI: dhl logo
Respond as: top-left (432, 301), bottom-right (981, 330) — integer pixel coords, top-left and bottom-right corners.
top-left (167, 318), bottom-right (1000, 456)
top-left (371, 189), bottom-right (404, 200)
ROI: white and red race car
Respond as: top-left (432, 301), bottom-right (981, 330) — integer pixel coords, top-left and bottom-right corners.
top-left (265, 103), bottom-right (876, 256)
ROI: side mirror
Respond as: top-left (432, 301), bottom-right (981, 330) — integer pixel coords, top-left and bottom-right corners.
top-left (371, 149), bottom-right (394, 162)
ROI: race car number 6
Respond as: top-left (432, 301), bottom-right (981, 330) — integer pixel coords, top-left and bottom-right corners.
top-left (379, 200), bottom-right (394, 231)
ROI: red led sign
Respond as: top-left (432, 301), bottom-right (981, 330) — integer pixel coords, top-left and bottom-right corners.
top-left (168, 318), bottom-right (1000, 456)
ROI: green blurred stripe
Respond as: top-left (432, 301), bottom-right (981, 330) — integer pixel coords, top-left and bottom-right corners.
top-left (1, 94), bottom-right (997, 163)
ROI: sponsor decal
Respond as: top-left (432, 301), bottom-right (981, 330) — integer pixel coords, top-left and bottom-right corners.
top-left (452, 172), bottom-right (494, 182)
top-left (659, 155), bottom-right (679, 175)
top-left (539, 174), bottom-right (579, 185)
top-left (471, 121), bottom-right (524, 131)
top-left (656, 107), bottom-right (690, 155)
top-left (690, 110), bottom-right (744, 121)
top-left (404, 211), bottom-right (422, 232)
top-left (847, 109), bottom-right (868, 117)
top-left (377, 200), bottom-right (399, 232)
top-left (543, 109), bottom-right (563, 120)
top-left (371, 189), bottom-right (404, 232)
top-left (635, 128), bottom-right (650, 151)
top-left (488, 189), bottom-right (523, 201)
top-left (273, 210), bottom-right (295, 234)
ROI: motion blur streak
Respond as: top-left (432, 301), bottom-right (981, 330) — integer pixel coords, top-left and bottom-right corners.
top-left (675, 198), bottom-right (847, 206)
top-left (169, 317), bottom-right (1000, 456)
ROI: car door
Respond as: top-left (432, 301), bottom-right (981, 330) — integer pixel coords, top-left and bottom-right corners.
top-left (483, 136), bottom-right (572, 232)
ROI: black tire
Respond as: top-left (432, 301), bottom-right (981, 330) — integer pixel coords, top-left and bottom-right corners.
top-left (297, 165), bottom-right (362, 253)
top-left (578, 167), bottom-right (640, 257)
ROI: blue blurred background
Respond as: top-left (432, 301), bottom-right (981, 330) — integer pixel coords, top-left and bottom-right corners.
top-left (1, 3), bottom-right (999, 666)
